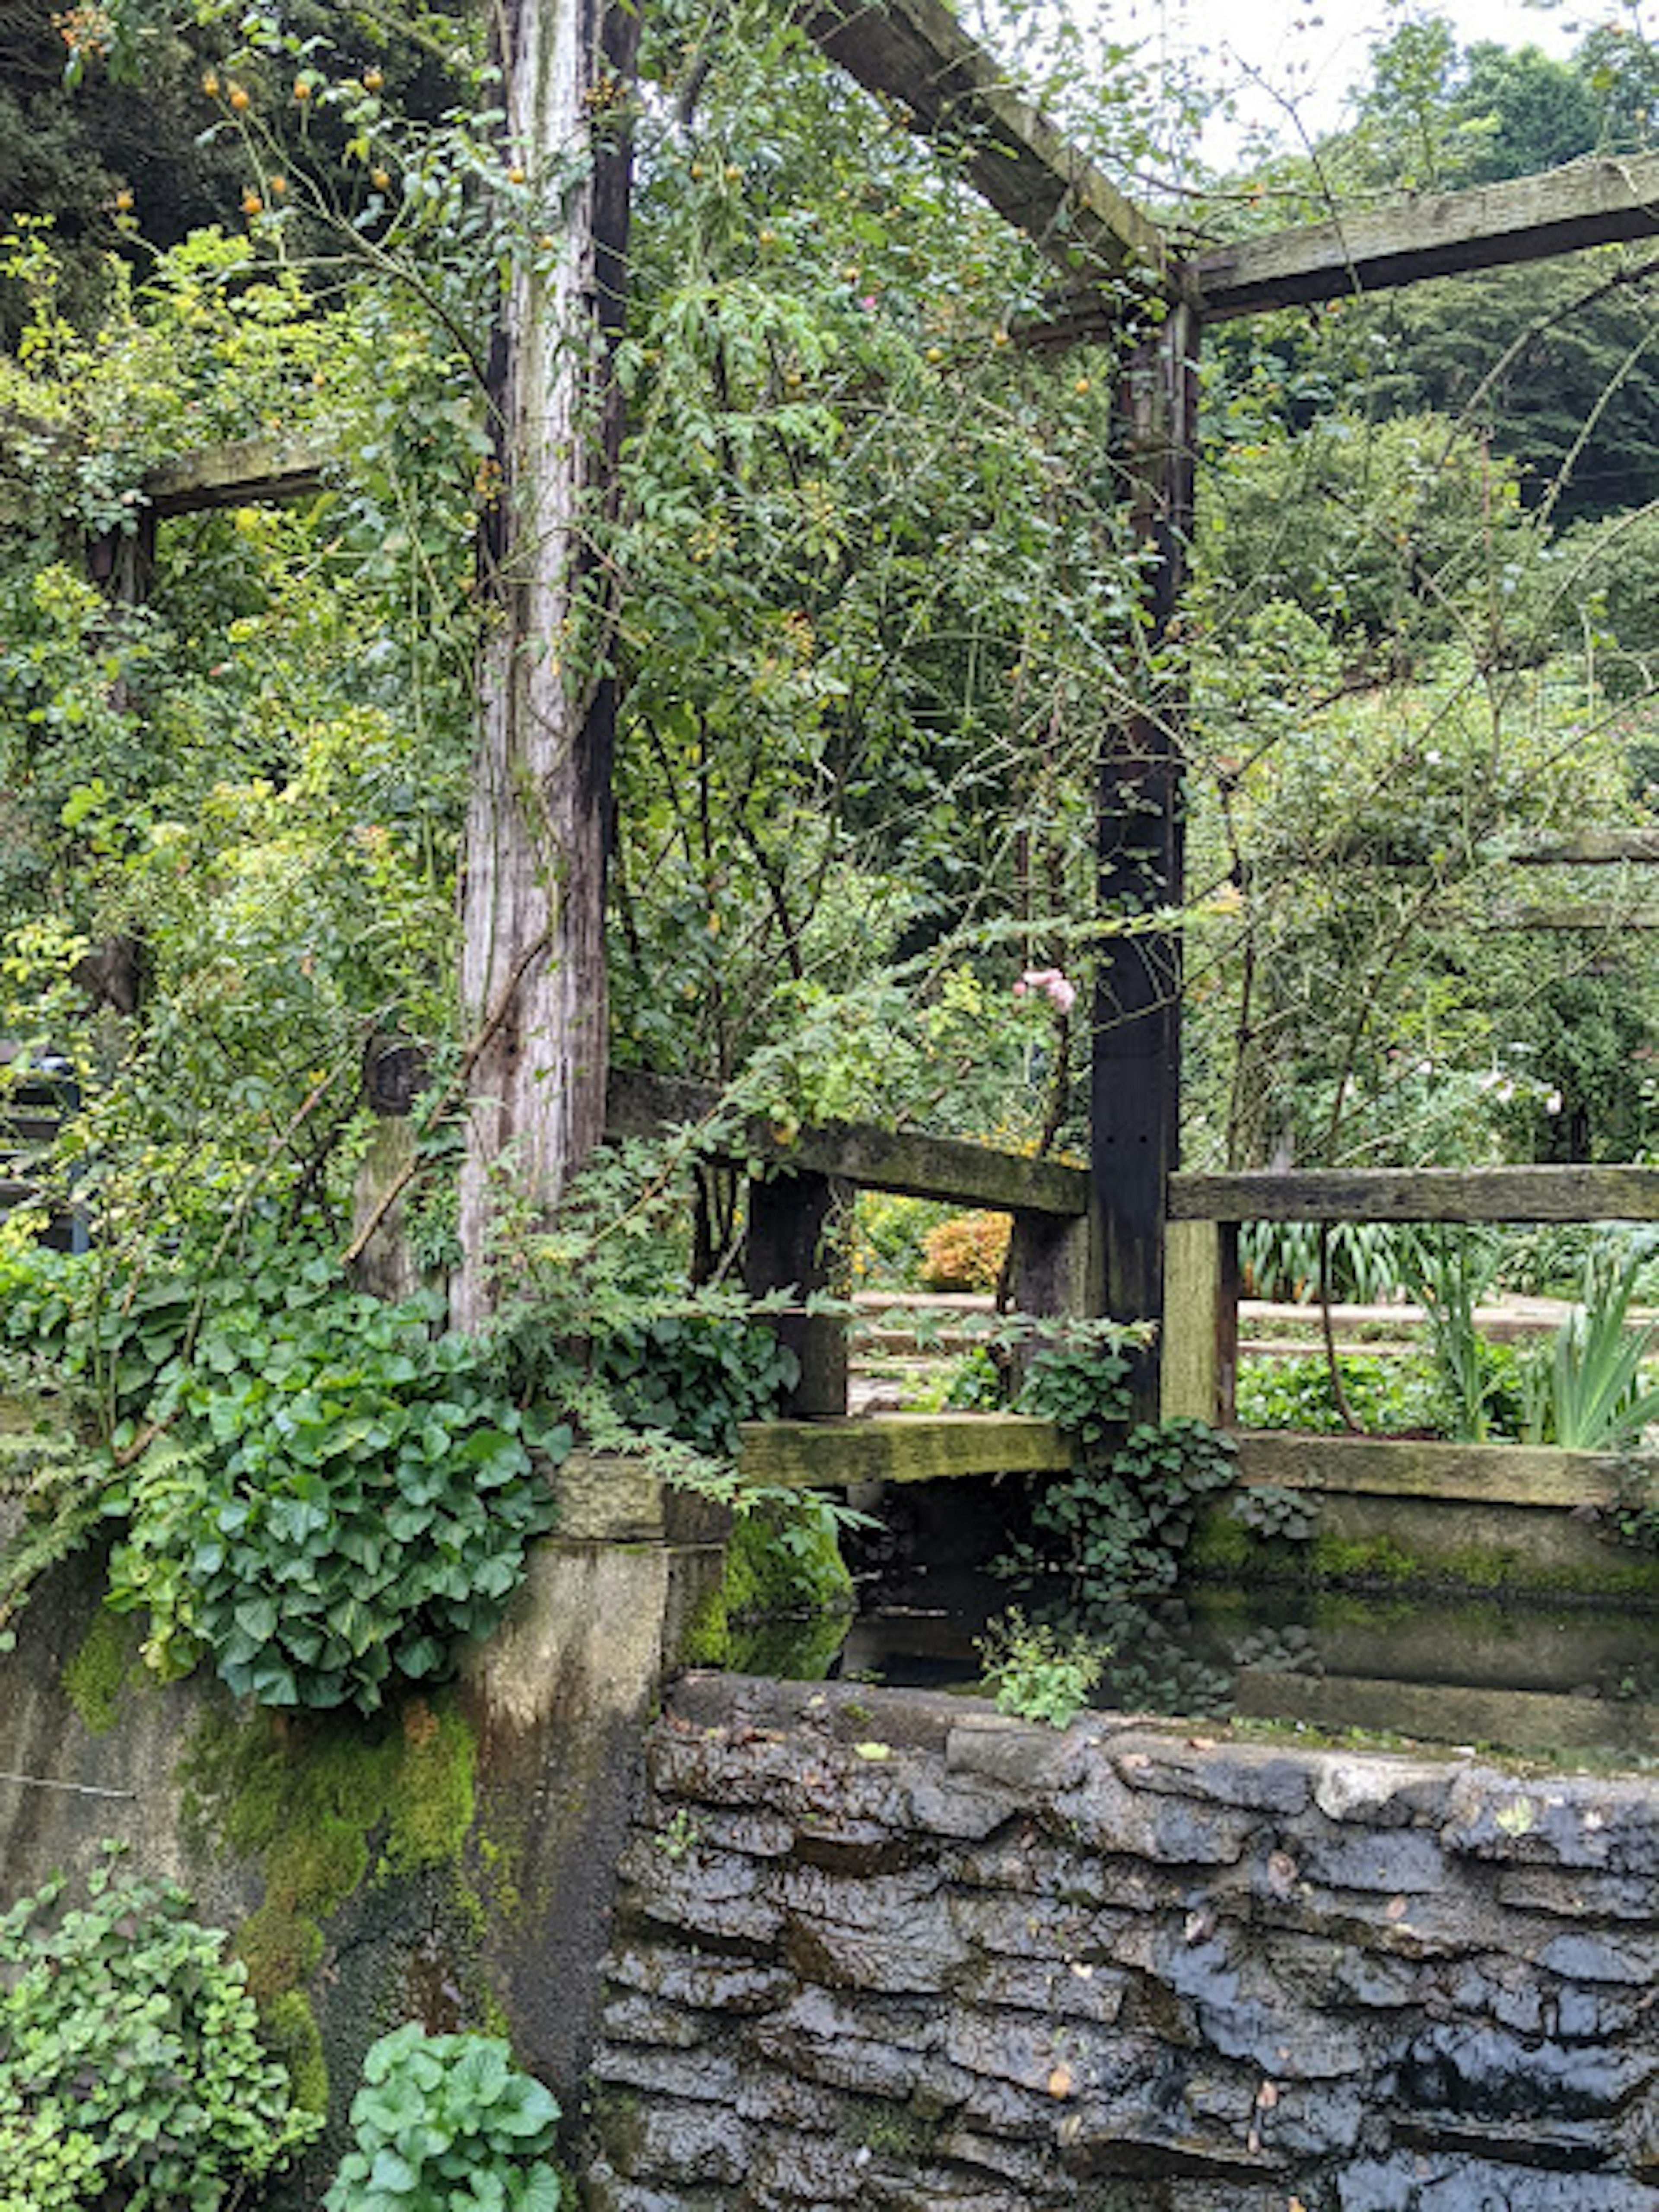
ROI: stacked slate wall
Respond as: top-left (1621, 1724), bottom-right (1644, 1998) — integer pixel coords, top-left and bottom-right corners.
top-left (585, 1677), bottom-right (1659, 2212)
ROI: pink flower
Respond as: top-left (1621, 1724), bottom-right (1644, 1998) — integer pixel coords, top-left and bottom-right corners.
top-left (1016, 967), bottom-right (1075, 1016)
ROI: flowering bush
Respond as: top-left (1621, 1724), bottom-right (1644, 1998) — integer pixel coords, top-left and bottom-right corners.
top-left (919, 1211), bottom-right (1010, 1292)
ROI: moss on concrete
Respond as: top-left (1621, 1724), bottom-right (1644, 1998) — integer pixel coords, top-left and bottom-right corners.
top-left (678, 1497), bottom-right (855, 1672)
top-left (179, 1688), bottom-right (485, 2114)
top-left (60, 1606), bottom-right (143, 1735)
top-left (1191, 1499), bottom-right (1659, 1601)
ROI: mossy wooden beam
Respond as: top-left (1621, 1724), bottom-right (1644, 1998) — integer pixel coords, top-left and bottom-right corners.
top-left (606, 1069), bottom-right (1090, 1217)
top-left (737, 1414), bottom-right (1071, 1487)
top-left (1195, 152), bottom-right (1659, 321)
top-left (796, 0), bottom-right (1168, 292)
top-left (143, 436), bottom-right (329, 515)
top-left (1233, 1671), bottom-right (1658, 1758)
top-left (1170, 1164), bottom-right (1659, 1224)
top-left (1235, 1432), bottom-right (1646, 1510)
top-left (1500, 829), bottom-right (1659, 865)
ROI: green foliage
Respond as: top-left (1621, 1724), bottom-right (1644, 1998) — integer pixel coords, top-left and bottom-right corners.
top-left (976, 1610), bottom-right (1105, 1729)
top-left (1234, 1354), bottom-right (1437, 1437)
top-left (1520, 1245), bottom-right (1659, 1450)
top-left (110, 1281), bottom-right (554, 1712)
top-left (1230, 1483), bottom-right (1317, 1543)
top-left (1397, 1227), bottom-right (1506, 1442)
top-left (1014, 1339), bottom-right (1134, 1446)
top-left (324, 2022), bottom-right (561, 2212)
top-left (0, 1847), bottom-right (320, 2212)
top-left (1000, 1420), bottom-right (1240, 1602)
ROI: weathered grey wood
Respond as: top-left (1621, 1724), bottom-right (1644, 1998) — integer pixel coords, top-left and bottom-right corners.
top-left (737, 1413), bottom-right (1071, 1488)
top-left (1094, 302), bottom-right (1201, 1421)
top-left (1235, 1431), bottom-right (1640, 1509)
top-left (605, 1070), bottom-right (1090, 1217)
top-left (1194, 152), bottom-right (1659, 323)
top-left (1171, 1165), bottom-right (1659, 1224)
top-left (797, 0), bottom-right (1167, 289)
top-left (451, 0), bottom-right (639, 1329)
top-left (1501, 830), bottom-right (1659, 865)
top-left (143, 435), bottom-right (328, 515)
top-left (1483, 903), bottom-right (1659, 931)
top-left (744, 1171), bottom-right (851, 1417)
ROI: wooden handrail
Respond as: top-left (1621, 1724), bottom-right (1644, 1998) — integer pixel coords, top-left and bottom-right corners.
top-left (1169, 1165), bottom-right (1659, 1226)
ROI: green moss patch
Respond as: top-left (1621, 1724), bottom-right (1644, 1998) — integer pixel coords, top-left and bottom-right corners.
top-left (680, 1497), bottom-right (855, 1672)
top-left (61, 1606), bottom-right (144, 1735)
top-left (179, 1691), bottom-right (483, 2109)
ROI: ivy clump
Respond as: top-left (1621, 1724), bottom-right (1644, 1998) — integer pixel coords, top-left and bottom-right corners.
top-left (324, 2022), bottom-right (561, 2212)
top-left (1000, 1419), bottom-right (1240, 1601)
top-left (0, 1847), bottom-right (320, 2212)
top-left (101, 1278), bottom-right (560, 1713)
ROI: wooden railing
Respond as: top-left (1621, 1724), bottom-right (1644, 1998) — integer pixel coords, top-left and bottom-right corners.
top-left (607, 1070), bottom-right (1096, 1428)
top-left (1161, 1164), bottom-right (1659, 1427)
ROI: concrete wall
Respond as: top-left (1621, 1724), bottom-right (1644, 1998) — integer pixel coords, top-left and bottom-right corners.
top-left (585, 1676), bottom-right (1659, 2212)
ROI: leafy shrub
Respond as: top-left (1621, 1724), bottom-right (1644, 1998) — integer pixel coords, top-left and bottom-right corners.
top-left (0, 1848), bottom-right (320, 2212)
top-left (999, 1420), bottom-right (1239, 1600)
top-left (324, 2022), bottom-right (561, 2212)
top-left (918, 1211), bottom-right (1009, 1292)
top-left (1015, 1340), bottom-right (1133, 1445)
top-left (1235, 1354), bottom-right (1438, 1435)
top-left (976, 1610), bottom-right (1104, 1728)
top-left (1230, 1481), bottom-right (1317, 1542)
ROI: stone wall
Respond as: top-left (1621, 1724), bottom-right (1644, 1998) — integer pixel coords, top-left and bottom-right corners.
top-left (585, 1677), bottom-right (1659, 2212)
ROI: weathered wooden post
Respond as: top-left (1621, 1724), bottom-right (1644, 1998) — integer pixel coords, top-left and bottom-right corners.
top-left (451, 0), bottom-right (641, 1331)
top-left (744, 1172), bottom-right (852, 1417)
top-left (1093, 301), bottom-right (1200, 1423)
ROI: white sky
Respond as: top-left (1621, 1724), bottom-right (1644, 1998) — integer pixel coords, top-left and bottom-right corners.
top-left (1105, 0), bottom-right (1593, 160)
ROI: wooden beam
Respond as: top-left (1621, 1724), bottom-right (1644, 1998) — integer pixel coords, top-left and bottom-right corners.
top-left (1482, 903), bottom-right (1659, 931)
top-left (1171, 1164), bottom-right (1659, 1224)
top-left (1028, 151), bottom-right (1659, 343)
top-left (143, 435), bottom-right (328, 515)
top-left (1500, 829), bottom-right (1659, 866)
top-left (1234, 1431), bottom-right (1637, 1510)
top-left (796, 0), bottom-right (1168, 289)
top-left (1093, 302), bottom-right (1201, 1420)
top-left (737, 1412), bottom-right (1071, 1487)
top-left (1195, 152), bottom-right (1659, 323)
top-left (605, 1069), bottom-right (1090, 1217)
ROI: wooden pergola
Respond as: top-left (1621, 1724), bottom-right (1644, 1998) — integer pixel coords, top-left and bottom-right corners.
top-left (93, 0), bottom-right (1659, 1444)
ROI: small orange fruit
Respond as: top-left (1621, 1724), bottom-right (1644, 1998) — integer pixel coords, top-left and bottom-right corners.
top-left (362, 67), bottom-right (383, 91)
top-left (293, 77), bottom-right (311, 101)
top-left (269, 175), bottom-right (287, 196)
top-left (114, 188), bottom-right (134, 213)
top-left (508, 165), bottom-right (526, 184)
top-left (229, 83), bottom-right (250, 111)
top-left (242, 190), bottom-right (264, 216)
top-left (202, 69), bottom-right (220, 96)
top-left (370, 167), bottom-right (391, 191)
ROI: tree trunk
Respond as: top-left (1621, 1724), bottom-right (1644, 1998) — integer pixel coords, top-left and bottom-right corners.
top-left (451, 0), bottom-right (639, 1332)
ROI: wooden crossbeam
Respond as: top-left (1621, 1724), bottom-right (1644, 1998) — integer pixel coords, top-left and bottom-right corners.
top-left (606, 1068), bottom-right (1089, 1217)
top-left (1029, 151), bottom-right (1659, 344)
top-left (1194, 152), bottom-right (1659, 321)
top-left (143, 435), bottom-right (328, 516)
top-left (1500, 830), bottom-right (1659, 865)
top-left (1170, 1164), bottom-right (1659, 1224)
top-left (796, 0), bottom-right (1167, 288)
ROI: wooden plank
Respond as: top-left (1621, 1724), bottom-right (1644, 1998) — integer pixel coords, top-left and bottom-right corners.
top-left (1171, 1165), bottom-right (1659, 1224)
top-left (1026, 150), bottom-right (1659, 343)
top-left (606, 1069), bottom-right (1090, 1217)
top-left (1234, 1431), bottom-right (1639, 1509)
top-left (143, 435), bottom-right (329, 515)
top-left (1160, 1219), bottom-right (1221, 1424)
top-left (796, 0), bottom-right (1167, 288)
top-left (1502, 830), bottom-right (1659, 866)
top-left (1196, 152), bottom-right (1659, 322)
top-left (1482, 903), bottom-right (1659, 931)
top-left (737, 1412), bottom-right (1071, 1487)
